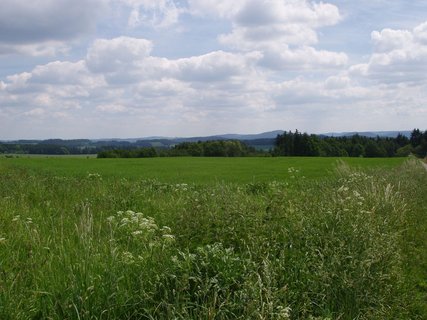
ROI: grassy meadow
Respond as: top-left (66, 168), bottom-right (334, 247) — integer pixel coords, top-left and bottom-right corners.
top-left (0, 156), bottom-right (406, 183)
top-left (0, 156), bottom-right (426, 319)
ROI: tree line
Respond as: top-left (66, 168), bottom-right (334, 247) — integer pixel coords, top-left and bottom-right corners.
top-left (98, 129), bottom-right (427, 159)
top-left (273, 129), bottom-right (426, 158)
top-left (1, 129), bottom-right (426, 158)
top-left (97, 140), bottom-right (262, 158)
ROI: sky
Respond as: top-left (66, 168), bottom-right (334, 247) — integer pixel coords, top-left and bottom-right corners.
top-left (0, 0), bottom-right (426, 139)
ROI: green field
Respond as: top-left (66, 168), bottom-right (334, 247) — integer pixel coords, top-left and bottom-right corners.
top-left (0, 156), bottom-right (406, 183)
top-left (0, 157), bottom-right (425, 319)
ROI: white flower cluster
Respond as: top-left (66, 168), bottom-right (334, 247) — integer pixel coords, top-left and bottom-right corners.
top-left (287, 167), bottom-right (300, 174)
top-left (11, 215), bottom-right (35, 226)
top-left (174, 183), bottom-right (189, 192)
top-left (276, 306), bottom-right (292, 320)
top-left (337, 183), bottom-right (367, 207)
top-left (269, 181), bottom-right (289, 189)
top-left (87, 173), bottom-right (102, 180)
top-left (287, 167), bottom-right (302, 179)
top-left (107, 210), bottom-right (175, 256)
top-left (340, 172), bottom-right (373, 185)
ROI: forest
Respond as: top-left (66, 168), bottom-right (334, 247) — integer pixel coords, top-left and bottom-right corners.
top-left (1, 129), bottom-right (426, 158)
top-left (97, 129), bottom-right (427, 158)
top-left (273, 129), bottom-right (426, 157)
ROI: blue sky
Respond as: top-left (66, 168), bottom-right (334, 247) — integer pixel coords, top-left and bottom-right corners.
top-left (0, 0), bottom-right (426, 139)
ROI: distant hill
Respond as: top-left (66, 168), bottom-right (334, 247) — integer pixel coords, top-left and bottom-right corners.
top-left (0, 130), bottom-right (413, 153)
top-left (320, 131), bottom-right (411, 138)
top-left (130, 130), bottom-right (409, 143)
top-left (132, 130), bottom-right (285, 143)
top-left (2, 130), bottom-right (413, 144)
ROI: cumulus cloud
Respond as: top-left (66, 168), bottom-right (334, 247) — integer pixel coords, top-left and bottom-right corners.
top-left (0, 0), bottom-right (106, 56)
top-left (187, 0), bottom-right (246, 18)
top-left (414, 21), bottom-right (427, 44)
top-left (119, 0), bottom-right (183, 28)
top-left (31, 61), bottom-right (103, 87)
top-left (259, 46), bottom-right (347, 70)
top-left (174, 51), bottom-right (261, 82)
top-left (96, 103), bottom-right (128, 113)
top-left (86, 37), bottom-right (153, 73)
top-left (351, 21), bottom-right (427, 84)
top-left (189, 0), bottom-right (347, 70)
top-left (0, 36), bottom-right (273, 130)
top-left (2, 4), bottom-right (427, 140)
top-left (0, 42), bottom-right (70, 57)
top-left (84, 36), bottom-right (263, 85)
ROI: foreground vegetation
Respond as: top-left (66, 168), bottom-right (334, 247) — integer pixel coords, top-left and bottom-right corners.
top-left (0, 158), bottom-right (426, 319)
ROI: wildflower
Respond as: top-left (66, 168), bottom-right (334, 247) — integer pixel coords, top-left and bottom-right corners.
top-left (12, 215), bottom-right (20, 222)
top-left (276, 306), bottom-right (291, 319)
top-left (162, 234), bottom-right (175, 243)
top-left (139, 217), bottom-right (158, 231)
top-left (122, 251), bottom-right (135, 264)
top-left (106, 216), bottom-right (115, 222)
top-left (337, 186), bottom-right (349, 193)
top-left (87, 173), bottom-right (102, 179)
top-left (160, 226), bottom-right (172, 234)
top-left (132, 230), bottom-right (143, 236)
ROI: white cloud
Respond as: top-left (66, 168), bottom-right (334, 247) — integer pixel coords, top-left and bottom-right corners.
top-left (1, 6), bottom-right (427, 140)
top-left (371, 29), bottom-right (413, 52)
top-left (187, 0), bottom-right (246, 18)
top-left (0, 42), bottom-right (70, 57)
top-left (119, 0), bottom-right (182, 28)
top-left (86, 37), bottom-right (153, 72)
top-left (260, 46), bottom-right (347, 70)
top-left (174, 51), bottom-right (261, 82)
top-left (351, 21), bottom-right (427, 84)
top-left (194, 0), bottom-right (347, 71)
top-left (23, 108), bottom-right (46, 117)
top-left (31, 61), bottom-right (102, 86)
top-left (188, 0), bottom-right (341, 45)
top-left (0, 0), bottom-right (107, 56)
top-left (234, 0), bottom-right (340, 28)
top-left (96, 103), bottom-right (128, 113)
top-left (414, 21), bottom-right (427, 44)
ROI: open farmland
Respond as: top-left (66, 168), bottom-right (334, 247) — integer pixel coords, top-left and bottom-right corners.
top-left (0, 156), bottom-right (406, 183)
top-left (0, 157), bottom-right (425, 319)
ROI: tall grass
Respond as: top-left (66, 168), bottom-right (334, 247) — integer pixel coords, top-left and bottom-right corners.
top-left (0, 160), bottom-right (425, 319)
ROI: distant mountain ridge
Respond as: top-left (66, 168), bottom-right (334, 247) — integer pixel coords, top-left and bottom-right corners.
top-left (127, 130), bottom-right (411, 142)
top-left (320, 131), bottom-right (411, 138)
top-left (1, 130), bottom-right (411, 144)
top-left (0, 130), bottom-right (418, 155)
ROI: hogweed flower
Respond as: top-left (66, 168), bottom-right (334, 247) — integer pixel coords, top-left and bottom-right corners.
top-left (122, 251), bottom-right (135, 265)
top-left (162, 234), bottom-right (175, 243)
top-left (276, 306), bottom-right (291, 320)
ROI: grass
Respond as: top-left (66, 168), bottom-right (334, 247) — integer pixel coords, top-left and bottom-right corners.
top-left (0, 156), bottom-right (405, 183)
top-left (0, 157), bottom-right (425, 319)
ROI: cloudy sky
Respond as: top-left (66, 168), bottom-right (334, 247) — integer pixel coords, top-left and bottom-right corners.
top-left (0, 0), bottom-right (426, 139)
